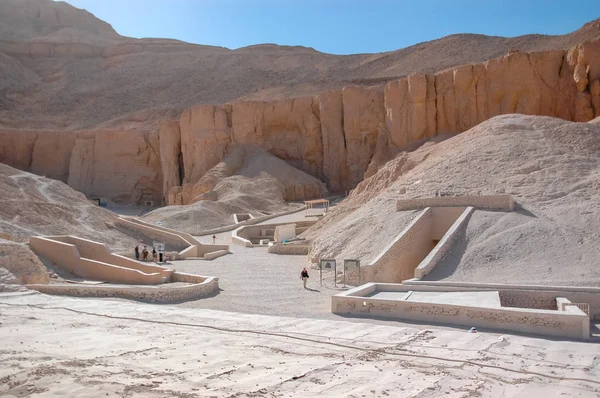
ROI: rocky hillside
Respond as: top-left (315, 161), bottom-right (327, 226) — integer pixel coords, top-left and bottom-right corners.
top-left (304, 115), bottom-right (600, 286)
top-left (0, 0), bottom-right (599, 206)
top-left (0, 0), bottom-right (599, 131)
top-left (2, 38), bottom-right (599, 205)
top-left (0, 162), bottom-right (138, 251)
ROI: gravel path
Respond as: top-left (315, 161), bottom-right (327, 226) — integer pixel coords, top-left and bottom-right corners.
top-left (171, 243), bottom-right (345, 319)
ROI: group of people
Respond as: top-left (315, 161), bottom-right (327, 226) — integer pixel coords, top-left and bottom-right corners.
top-left (134, 244), bottom-right (158, 262)
top-left (135, 241), bottom-right (311, 288)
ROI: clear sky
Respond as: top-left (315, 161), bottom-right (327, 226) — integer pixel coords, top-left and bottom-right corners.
top-left (62, 0), bottom-right (599, 55)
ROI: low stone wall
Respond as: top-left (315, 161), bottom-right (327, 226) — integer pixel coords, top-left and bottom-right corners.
top-left (357, 208), bottom-right (433, 284)
top-left (30, 236), bottom-right (165, 285)
top-left (396, 195), bottom-right (514, 211)
top-left (414, 207), bottom-right (474, 278)
top-left (403, 280), bottom-right (600, 321)
top-left (499, 290), bottom-right (558, 310)
top-left (233, 213), bottom-right (253, 224)
top-left (116, 218), bottom-right (190, 251)
top-left (232, 226), bottom-right (254, 247)
top-left (0, 232), bottom-right (13, 241)
top-left (333, 284), bottom-right (590, 340)
top-left (268, 244), bottom-right (311, 255)
top-left (48, 236), bottom-right (170, 277)
top-left (198, 206), bottom-right (307, 236)
top-left (26, 274), bottom-right (218, 303)
top-left (117, 217), bottom-right (229, 258)
top-left (233, 220), bottom-right (316, 248)
top-left (203, 250), bottom-right (229, 260)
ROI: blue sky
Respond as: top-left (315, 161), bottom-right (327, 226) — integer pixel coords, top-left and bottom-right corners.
top-left (62, 0), bottom-right (599, 55)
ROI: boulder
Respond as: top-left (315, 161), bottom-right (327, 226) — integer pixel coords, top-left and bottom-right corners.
top-left (0, 240), bottom-right (49, 285)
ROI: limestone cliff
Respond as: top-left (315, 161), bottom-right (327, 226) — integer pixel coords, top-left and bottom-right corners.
top-left (0, 129), bottom-right (162, 204)
top-left (165, 40), bottom-right (600, 202)
top-left (1, 40), bottom-right (599, 205)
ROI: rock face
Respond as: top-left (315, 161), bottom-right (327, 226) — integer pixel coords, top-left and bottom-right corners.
top-left (0, 129), bottom-right (162, 204)
top-left (1, 40), bottom-right (600, 204)
top-left (161, 40), bottom-right (600, 200)
top-left (0, 239), bottom-right (49, 285)
top-left (175, 145), bottom-right (326, 205)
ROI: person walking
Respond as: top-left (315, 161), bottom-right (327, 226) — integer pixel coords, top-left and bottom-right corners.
top-left (142, 246), bottom-right (148, 262)
top-left (134, 245), bottom-right (140, 260)
top-left (300, 267), bottom-right (309, 289)
top-left (152, 248), bottom-right (157, 262)
top-left (212, 234), bottom-right (216, 244)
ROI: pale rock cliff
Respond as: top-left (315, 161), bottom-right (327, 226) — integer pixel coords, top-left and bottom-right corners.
top-left (159, 120), bottom-right (182, 204)
top-left (175, 145), bottom-right (326, 205)
top-left (1, 40), bottom-right (599, 205)
top-left (164, 40), bottom-right (600, 201)
top-left (0, 129), bottom-right (162, 204)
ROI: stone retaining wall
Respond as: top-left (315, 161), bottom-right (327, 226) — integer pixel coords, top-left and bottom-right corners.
top-left (30, 236), bottom-right (167, 285)
top-left (396, 195), bottom-right (514, 211)
top-left (27, 273), bottom-right (218, 303)
top-left (414, 207), bottom-right (473, 279)
top-left (403, 280), bottom-right (600, 320)
top-left (267, 244), bottom-right (311, 255)
top-left (198, 206), bottom-right (307, 236)
top-left (333, 284), bottom-right (590, 340)
top-left (117, 217), bottom-right (229, 258)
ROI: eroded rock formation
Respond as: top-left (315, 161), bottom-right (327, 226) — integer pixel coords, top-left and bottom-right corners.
top-left (0, 239), bottom-right (49, 286)
top-left (1, 40), bottom-right (599, 205)
top-left (0, 129), bottom-right (162, 204)
top-left (162, 40), bottom-right (600, 204)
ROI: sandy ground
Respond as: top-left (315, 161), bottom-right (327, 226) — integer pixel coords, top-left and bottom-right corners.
top-left (173, 209), bottom-right (342, 318)
top-left (1, 291), bottom-right (599, 398)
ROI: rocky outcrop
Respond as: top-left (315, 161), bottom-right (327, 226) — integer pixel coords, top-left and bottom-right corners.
top-left (1, 40), bottom-right (600, 205)
top-left (159, 120), bottom-right (182, 204)
top-left (176, 145), bottom-right (326, 205)
top-left (0, 129), bottom-right (162, 204)
top-left (166, 40), bottom-right (600, 199)
top-left (0, 239), bottom-right (49, 285)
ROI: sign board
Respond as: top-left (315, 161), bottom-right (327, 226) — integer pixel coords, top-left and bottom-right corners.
top-left (343, 259), bottom-right (361, 287)
top-left (319, 258), bottom-right (337, 286)
top-left (153, 242), bottom-right (165, 252)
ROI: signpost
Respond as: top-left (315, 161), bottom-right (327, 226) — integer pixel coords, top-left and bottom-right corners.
top-left (344, 259), bottom-right (361, 287)
top-left (319, 258), bottom-right (336, 286)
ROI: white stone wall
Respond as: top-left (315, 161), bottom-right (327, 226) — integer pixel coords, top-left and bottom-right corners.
top-left (396, 195), bottom-right (514, 211)
top-left (404, 280), bottom-right (600, 321)
top-left (268, 245), bottom-right (310, 255)
top-left (28, 274), bottom-right (219, 303)
top-left (359, 208), bottom-right (433, 284)
top-left (333, 285), bottom-right (590, 340)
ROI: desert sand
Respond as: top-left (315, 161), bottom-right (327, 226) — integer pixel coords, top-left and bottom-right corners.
top-left (1, 291), bottom-right (599, 397)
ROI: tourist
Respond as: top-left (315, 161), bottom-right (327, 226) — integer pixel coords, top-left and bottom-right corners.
top-left (300, 267), bottom-right (309, 289)
top-left (212, 234), bottom-right (216, 244)
top-left (142, 246), bottom-right (148, 262)
top-left (152, 248), bottom-right (157, 262)
top-left (134, 245), bottom-right (140, 260)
